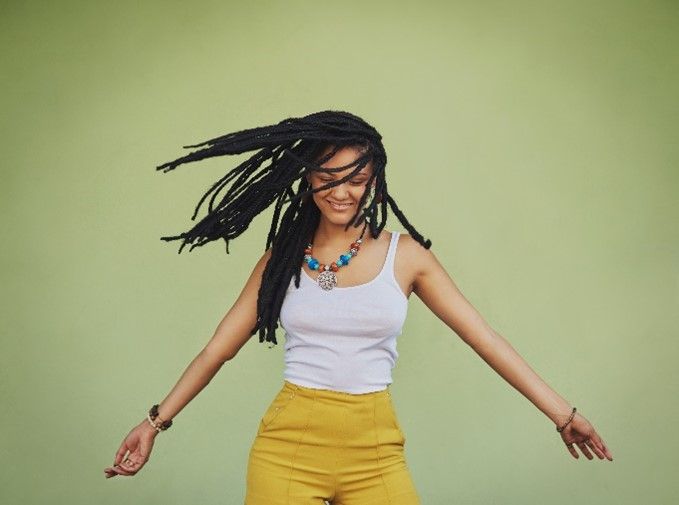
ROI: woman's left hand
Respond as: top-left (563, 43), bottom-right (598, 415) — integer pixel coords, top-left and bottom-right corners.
top-left (559, 412), bottom-right (613, 461)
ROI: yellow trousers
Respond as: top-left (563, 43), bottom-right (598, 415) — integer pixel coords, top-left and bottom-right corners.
top-left (245, 380), bottom-right (421, 505)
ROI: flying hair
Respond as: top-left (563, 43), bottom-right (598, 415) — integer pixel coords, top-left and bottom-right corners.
top-left (155, 110), bottom-right (432, 347)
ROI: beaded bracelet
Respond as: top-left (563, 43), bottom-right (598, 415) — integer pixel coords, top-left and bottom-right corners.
top-left (147, 404), bottom-right (173, 432)
top-left (556, 407), bottom-right (577, 432)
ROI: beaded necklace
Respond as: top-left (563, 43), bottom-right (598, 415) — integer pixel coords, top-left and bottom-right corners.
top-left (304, 221), bottom-right (368, 291)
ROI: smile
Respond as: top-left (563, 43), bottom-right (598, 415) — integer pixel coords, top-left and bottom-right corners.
top-left (327, 201), bottom-right (353, 211)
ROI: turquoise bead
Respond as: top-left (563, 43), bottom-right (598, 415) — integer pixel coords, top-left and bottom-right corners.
top-left (308, 259), bottom-right (319, 270)
top-left (340, 253), bottom-right (352, 263)
top-left (336, 258), bottom-right (344, 266)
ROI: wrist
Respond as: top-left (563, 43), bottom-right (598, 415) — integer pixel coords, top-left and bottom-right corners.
top-left (148, 404), bottom-right (173, 432)
top-left (546, 399), bottom-right (576, 426)
top-left (554, 407), bottom-right (577, 432)
top-left (140, 418), bottom-right (160, 435)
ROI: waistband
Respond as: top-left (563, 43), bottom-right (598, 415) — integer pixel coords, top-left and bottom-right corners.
top-left (282, 380), bottom-right (391, 402)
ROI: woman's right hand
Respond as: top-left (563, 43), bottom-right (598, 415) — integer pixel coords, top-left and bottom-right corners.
top-left (104, 420), bottom-right (158, 478)
top-left (558, 412), bottom-right (613, 461)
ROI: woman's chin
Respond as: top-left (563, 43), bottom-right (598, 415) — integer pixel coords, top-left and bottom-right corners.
top-left (321, 212), bottom-right (357, 226)
top-left (325, 217), bottom-right (352, 226)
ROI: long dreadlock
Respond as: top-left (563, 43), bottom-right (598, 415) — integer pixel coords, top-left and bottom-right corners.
top-left (156, 110), bottom-right (432, 347)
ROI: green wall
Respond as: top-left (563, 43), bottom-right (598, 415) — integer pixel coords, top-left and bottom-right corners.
top-left (1, 1), bottom-right (677, 503)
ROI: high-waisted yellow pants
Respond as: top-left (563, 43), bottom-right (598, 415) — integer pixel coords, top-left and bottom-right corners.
top-left (245, 380), bottom-right (421, 505)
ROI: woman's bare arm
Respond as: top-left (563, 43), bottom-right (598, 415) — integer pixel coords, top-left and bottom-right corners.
top-left (105, 249), bottom-right (273, 478)
top-left (152, 247), bottom-right (272, 423)
top-left (403, 236), bottom-right (612, 460)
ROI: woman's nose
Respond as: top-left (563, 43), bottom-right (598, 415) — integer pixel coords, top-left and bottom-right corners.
top-left (330, 182), bottom-right (350, 199)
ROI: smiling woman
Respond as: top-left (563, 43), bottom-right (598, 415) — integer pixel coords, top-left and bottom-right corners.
top-left (105, 110), bottom-right (613, 505)
top-left (307, 143), bottom-right (376, 220)
top-left (152, 111), bottom-right (432, 348)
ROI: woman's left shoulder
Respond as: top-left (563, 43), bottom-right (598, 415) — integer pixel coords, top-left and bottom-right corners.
top-left (393, 231), bottom-right (435, 267)
top-left (393, 233), bottom-right (453, 299)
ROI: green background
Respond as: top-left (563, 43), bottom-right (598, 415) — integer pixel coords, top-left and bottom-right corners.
top-left (1, 1), bottom-right (677, 503)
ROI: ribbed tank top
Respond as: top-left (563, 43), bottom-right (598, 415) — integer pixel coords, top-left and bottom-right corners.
top-left (279, 231), bottom-right (409, 394)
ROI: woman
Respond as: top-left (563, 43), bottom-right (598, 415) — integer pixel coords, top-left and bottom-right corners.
top-left (104, 111), bottom-right (613, 504)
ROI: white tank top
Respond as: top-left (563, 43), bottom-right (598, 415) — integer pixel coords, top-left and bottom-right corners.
top-left (279, 231), bottom-right (409, 394)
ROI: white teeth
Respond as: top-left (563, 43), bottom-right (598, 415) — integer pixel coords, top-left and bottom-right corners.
top-left (329, 201), bottom-right (351, 209)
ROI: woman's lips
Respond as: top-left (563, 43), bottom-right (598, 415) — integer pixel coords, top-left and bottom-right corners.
top-left (327, 200), bottom-right (353, 211)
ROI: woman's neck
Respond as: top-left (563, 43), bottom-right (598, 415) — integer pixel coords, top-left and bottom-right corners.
top-left (311, 218), bottom-right (371, 248)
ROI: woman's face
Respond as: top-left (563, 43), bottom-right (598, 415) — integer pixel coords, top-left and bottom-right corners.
top-left (305, 145), bottom-right (375, 226)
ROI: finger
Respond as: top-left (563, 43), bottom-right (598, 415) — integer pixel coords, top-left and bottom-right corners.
top-left (110, 463), bottom-right (135, 477)
top-left (585, 438), bottom-right (605, 460)
top-left (577, 441), bottom-right (594, 460)
top-left (114, 463), bottom-right (135, 476)
top-left (104, 464), bottom-right (132, 478)
top-left (114, 443), bottom-right (131, 466)
top-left (104, 468), bottom-right (119, 478)
top-left (123, 458), bottom-right (143, 473)
top-left (116, 466), bottom-right (136, 476)
top-left (565, 442), bottom-right (579, 459)
top-left (596, 434), bottom-right (613, 461)
top-left (591, 433), bottom-right (611, 460)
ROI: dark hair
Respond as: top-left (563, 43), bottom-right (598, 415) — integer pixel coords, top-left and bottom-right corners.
top-left (156, 110), bottom-right (432, 347)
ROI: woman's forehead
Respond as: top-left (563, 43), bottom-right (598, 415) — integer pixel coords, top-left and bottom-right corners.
top-left (316, 145), bottom-right (373, 175)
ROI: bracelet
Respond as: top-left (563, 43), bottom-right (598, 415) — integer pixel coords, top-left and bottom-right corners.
top-left (147, 404), bottom-right (173, 432)
top-left (556, 407), bottom-right (576, 432)
top-left (146, 413), bottom-right (163, 432)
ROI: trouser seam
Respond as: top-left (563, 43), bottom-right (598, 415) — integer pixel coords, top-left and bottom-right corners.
top-left (285, 389), bottom-right (316, 505)
top-left (331, 400), bottom-right (349, 497)
top-left (373, 394), bottom-right (393, 504)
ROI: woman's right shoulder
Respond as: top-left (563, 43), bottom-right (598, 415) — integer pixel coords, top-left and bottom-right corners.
top-left (261, 247), bottom-right (273, 261)
top-left (251, 247), bottom-right (273, 274)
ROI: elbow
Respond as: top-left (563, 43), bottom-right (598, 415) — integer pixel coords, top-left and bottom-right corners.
top-left (203, 325), bottom-right (256, 364)
top-left (202, 345), bottom-right (237, 366)
top-left (460, 322), bottom-right (501, 355)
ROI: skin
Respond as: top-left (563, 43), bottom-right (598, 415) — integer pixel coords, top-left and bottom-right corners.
top-left (105, 146), bottom-right (612, 479)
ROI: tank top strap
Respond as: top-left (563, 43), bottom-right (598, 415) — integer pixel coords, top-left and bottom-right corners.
top-left (382, 231), bottom-right (400, 277)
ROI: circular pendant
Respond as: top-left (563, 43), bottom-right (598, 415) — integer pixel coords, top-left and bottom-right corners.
top-left (316, 269), bottom-right (337, 290)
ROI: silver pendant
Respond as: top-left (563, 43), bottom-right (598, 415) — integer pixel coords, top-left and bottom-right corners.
top-left (317, 269), bottom-right (337, 290)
